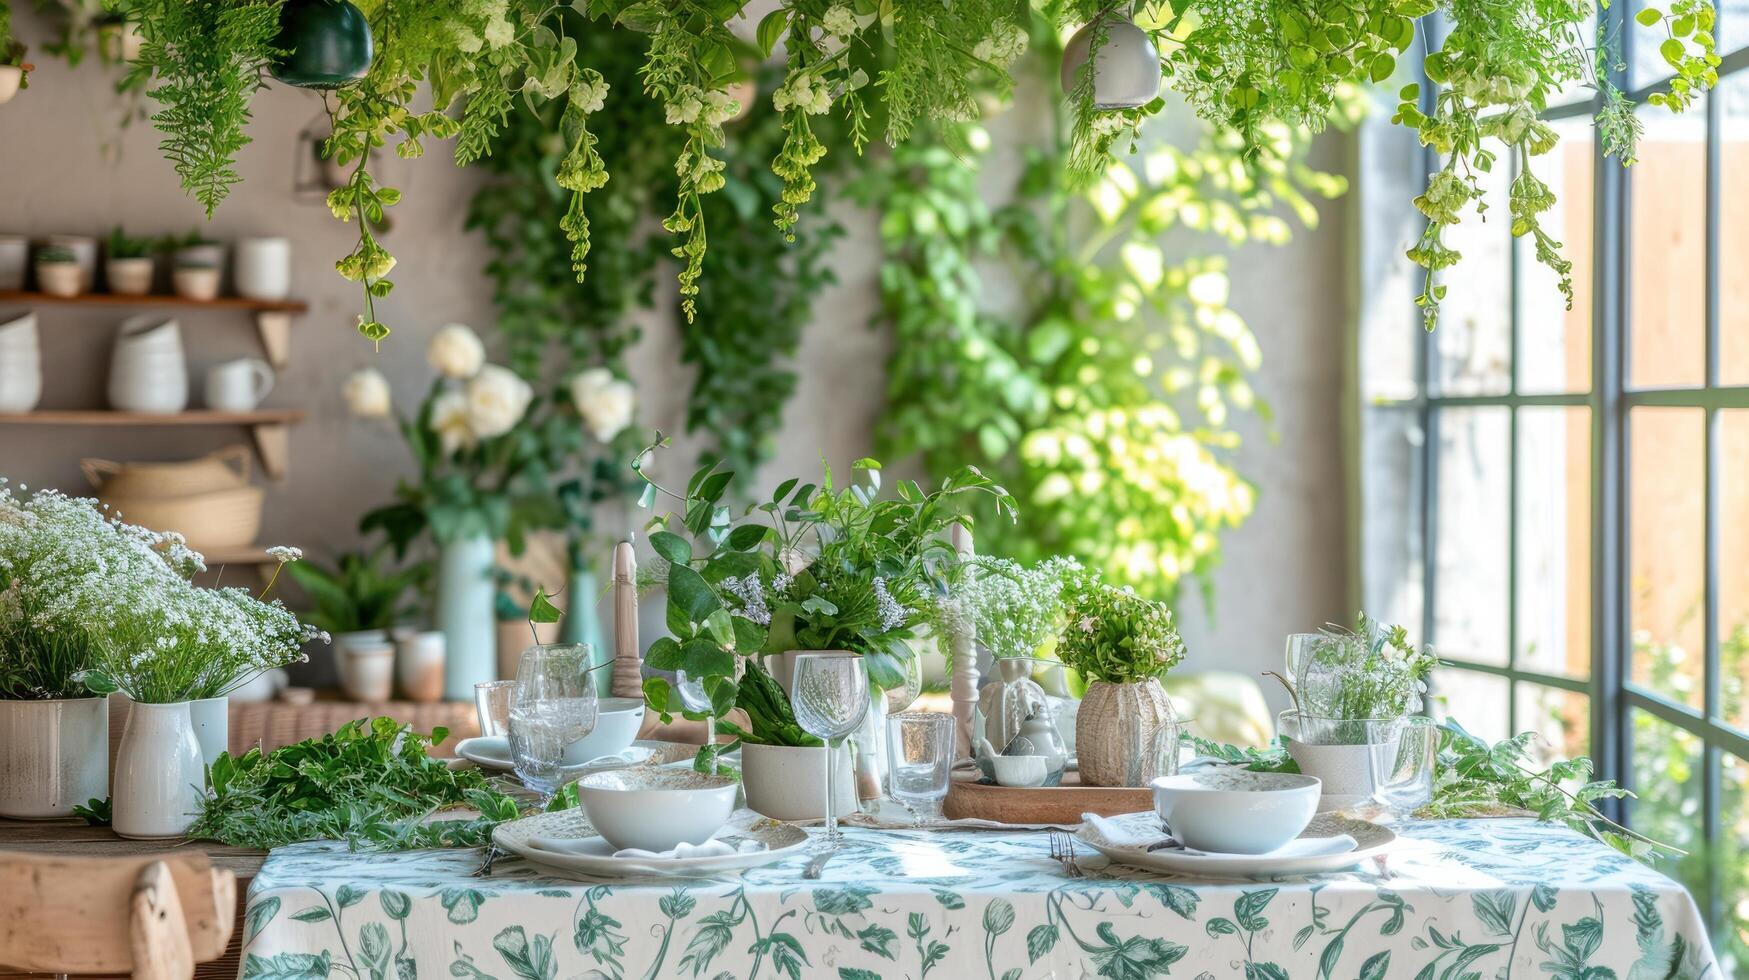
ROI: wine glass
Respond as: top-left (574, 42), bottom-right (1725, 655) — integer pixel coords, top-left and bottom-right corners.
top-left (674, 668), bottom-right (719, 770)
top-left (883, 648), bottom-right (924, 714)
top-left (792, 653), bottom-right (869, 844)
top-left (508, 645), bottom-right (599, 805)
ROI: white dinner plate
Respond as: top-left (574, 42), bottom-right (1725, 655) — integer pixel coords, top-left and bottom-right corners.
top-left (494, 807), bottom-right (807, 878)
top-left (1077, 812), bottom-right (1397, 879)
top-left (456, 737), bottom-right (659, 773)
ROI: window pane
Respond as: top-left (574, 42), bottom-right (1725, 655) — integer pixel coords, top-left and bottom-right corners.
top-left (1517, 407), bottom-right (1592, 678)
top-left (1723, 411), bottom-right (1749, 733)
top-left (1361, 406), bottom-right (1425, 632)
top-left (1514, 683), bottom-right (1589, 766)
top-left (1432, 669), bottom-right (1509, 742)
top-left (1719, 0), bottom-right (1749, 60)
top-left (1435, 142), bottom-right (1512, 396)
top-left (1630, 408), bottom-right (1707, 708)
top-left (1434, 407), bottom-right (1510, 665)
top-left (1721, 753), bottom-right (1749, 973)
top-left (1629, 709), bottom-right (1707, 904)
top-left (1722, 72), bottom-right (1749, 385)
top-left (1629, 0), bottom-right (1679, 89)
top-left (1517, 117), bottom-right (1593, 395)
top-left (1630, 101), bottom-right (1708, 389)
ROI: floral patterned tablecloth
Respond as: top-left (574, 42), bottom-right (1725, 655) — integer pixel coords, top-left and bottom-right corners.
top-left (240, 818), bottom-right (1717, 980)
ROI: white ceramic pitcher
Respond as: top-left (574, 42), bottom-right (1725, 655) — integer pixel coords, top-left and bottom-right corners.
top-left (204, 357), bottom-right (274, 411)
top-left (109, 315), bottom-right (188, 414)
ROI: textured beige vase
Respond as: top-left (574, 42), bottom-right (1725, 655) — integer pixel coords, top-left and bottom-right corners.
top-left (1075, 678), bottom-right (1177, 787)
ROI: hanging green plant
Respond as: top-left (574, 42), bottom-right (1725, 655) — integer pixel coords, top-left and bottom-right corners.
top-left (112, 0), bottom-right (1715, 341)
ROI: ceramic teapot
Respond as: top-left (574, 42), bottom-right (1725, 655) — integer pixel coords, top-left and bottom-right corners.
top-left (972, 658), bottom-right (1068, 786)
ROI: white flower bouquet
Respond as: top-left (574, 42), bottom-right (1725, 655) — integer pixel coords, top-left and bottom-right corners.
top-left (0, 484), bottom-right (324, 703)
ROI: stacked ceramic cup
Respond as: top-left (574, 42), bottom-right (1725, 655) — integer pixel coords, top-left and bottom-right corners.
top-left (0, 312), bottom-right (42, 413)
top-left (108, 314), bottom-right (189, 414)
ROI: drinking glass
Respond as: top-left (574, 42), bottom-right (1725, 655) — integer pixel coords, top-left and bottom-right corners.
top-left (887, 711), bottom-right (955, 816)
top-left (474, 680), bottom-right (514, 737)
top-left (508, 645), bottom-right (599, 804)
top-left (792, 653), bottom-right (869, 844)
top-left (883, 649), bottom-right (924, 714)
top-left (674, 668), bottom-right (724, 771)
top-left (1368, 716), bottom-right (1436, 813)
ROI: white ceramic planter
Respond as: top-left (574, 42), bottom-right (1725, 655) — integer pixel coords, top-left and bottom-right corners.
top-left (189, 696), bottom-right (228, 769)
top-left (235, 237), bottom-right (291, 300)
top-left (227, 667), bottom-right (287, 704)
top-left (1059, 13), bottom-right (1163, 109)
top-left (740, 741), bottom-right (856, 821)
top-left (173, 266), bottom-right (222, 301)
top-left (0, 66), bottom-right (21, 105)
top-left (112, 700), bottom-right (204, 839)
top-left (0, 697), bottom-right (110, 819)
top-left (106, 256), bottom-right (155, 295)
top-left (45, 235), bottom-right (98, 290)
top-left (336, 631), bottom-right (395, 702)
top-left (36, 262), bottom-right (83, 297)
top-left (0, 235), bottom-right (27, 289)
top-left (1284, 735), bottom-right (1401, 813)
top-left (394, 629), bottom-right (446, 702)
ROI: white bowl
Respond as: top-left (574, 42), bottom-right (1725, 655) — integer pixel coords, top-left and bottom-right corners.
top-left (576, 768), bottom-right (738, 853)
top-left (561, 697), bottom-right (645, 764)
top-left (1151, 769), bottom-right (1321, 855)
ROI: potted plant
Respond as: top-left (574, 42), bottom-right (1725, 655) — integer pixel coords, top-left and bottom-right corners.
top-left (635, 441), bottom-right (1015, 802)
top-left (284, 542), bottom-right (424, 702)
top-left (1054, 576), bottom-right (1187, 787)
top-left (34, 245), bottom-right (82, 298)
top-left (0, 5), bottom-right (30, 105)
top-left (104, 227), bottom-right (156, 296)
top-left (172, 257), bottom-right (221, 301)
top-left (726, 659), bottom-right (856, 820)
top-left (1270, 613), bottom-right (1438, 812)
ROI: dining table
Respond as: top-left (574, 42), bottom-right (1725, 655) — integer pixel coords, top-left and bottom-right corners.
top-left (238, 815), bottom-right (1719, 979)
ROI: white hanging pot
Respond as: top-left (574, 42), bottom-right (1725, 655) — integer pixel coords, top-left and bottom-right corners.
top-left (1059, 11), bottom-right (1162, 110)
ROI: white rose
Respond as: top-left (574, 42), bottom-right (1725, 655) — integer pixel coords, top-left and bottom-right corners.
top-left (342, 367), bottom-right (391, 418)
top-left (567, 367), bottom-right (635, 443)
top-left (429, 390), bottom-right (476, 456)
top-left (466, 364), bottom-right (534, 439)
top-left (427, 323), bottom-right (486, 379)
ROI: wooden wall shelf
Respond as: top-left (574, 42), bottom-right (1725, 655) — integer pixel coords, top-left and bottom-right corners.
top-left (0, 410), bottom-right (305, 479)
top-left (0, 290), bottom-right (306, 367)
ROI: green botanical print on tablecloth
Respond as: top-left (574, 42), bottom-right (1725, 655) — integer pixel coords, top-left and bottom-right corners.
top-left (241, 819), bottom-right (1720, 979)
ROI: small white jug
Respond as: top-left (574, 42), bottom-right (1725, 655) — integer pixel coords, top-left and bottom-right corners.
top-left (204, 357), bottom-right (275, 411)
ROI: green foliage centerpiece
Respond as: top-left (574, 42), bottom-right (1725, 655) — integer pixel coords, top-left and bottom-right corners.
top-left (1055, 575), bottom-right (1187, 786)
top-left (633, 437), bottom-right (1014, 776)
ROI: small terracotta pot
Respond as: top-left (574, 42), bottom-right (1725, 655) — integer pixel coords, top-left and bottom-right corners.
top-left (172, 267), bottom-right (221, 301)
top-left (106, 256), bottom-right (155, 296)
top-left (394, 629), bottom-right (446, 703)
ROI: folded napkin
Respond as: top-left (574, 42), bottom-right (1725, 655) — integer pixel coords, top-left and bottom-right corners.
top-left (1080, 813), bottom-right (1356, 859)
top-left (526, 835), bottom-right (767, 860)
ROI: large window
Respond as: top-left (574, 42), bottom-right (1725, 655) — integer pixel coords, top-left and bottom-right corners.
top-left (1358, 5), bottom-right (1749, 967)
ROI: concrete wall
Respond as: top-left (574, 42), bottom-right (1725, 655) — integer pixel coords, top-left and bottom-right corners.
top-left (0, 4), bottom-right (1352, 703)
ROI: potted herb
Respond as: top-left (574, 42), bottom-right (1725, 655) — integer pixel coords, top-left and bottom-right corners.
top-left (284, 543), bottom-right (424, 702)
top-left (0, 4), bottom-right (30, 105)
top-left (34, 245), bottom-right (82, 298)
top-left (1270, 613), bottom-right (1438, 811)
top-left (1055, 577), bottom-right (1187, 787)
top-left (634, 440), bottom-right (1015, 804)
top-left (104, 227), bottom-right (156, 296)
top-left (172, 257), bottom-right (221, 301)
top-left (725, 659), bottom-right (856, 820)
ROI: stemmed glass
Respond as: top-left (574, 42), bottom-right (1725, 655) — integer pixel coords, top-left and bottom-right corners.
top-left (674, 669), bottom-right (719, 771)
top-left (792, 653), bottom-right (869, 844)
top-left (507, 645), bottom-right (599, 805)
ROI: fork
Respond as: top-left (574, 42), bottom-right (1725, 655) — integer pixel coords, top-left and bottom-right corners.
top-left (471, 843), bottom-right (503, 878)
top-left (1048, 829), bottom-right (1084, 878)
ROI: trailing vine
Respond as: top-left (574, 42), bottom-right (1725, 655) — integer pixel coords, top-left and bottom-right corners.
top-left (861, 15), bottom-right (1350, 600)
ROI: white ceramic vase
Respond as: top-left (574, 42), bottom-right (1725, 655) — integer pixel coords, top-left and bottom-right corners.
top-left (0, 235), bottom-right (27, 289)
top-left (0, 697), bottom-right (111, 819)
top-left (394, 628), bottom-right (446, 703)
top-left (336, 630), bottom-right (395, 702)
top-left (112, 700), bottom-right (204, 839)
top-left (189, 696), bottom-right (229, 769)
top-left (739, 741), bottom-right (857, 821)
top-left (235, 237), bottom-right (291, 300)
top-left (108, 315), bottom-right (188, 413)
top-left (0, 311), bottom-right (41, 413)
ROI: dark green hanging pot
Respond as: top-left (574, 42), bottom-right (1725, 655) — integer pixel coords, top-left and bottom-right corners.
top-left (269, 0), bottom-right (374, 90)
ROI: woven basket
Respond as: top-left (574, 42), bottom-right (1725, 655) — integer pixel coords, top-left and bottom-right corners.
top-left (1075, 678), bottom-right (1178, 787)
top-left (82, 444), bottom-right (253, 498)
top-left (98, 485), bottom-right (264, 551)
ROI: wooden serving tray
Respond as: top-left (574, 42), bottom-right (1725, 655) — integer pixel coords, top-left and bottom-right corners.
top-left (943, 770), bottom-right (1152, 824)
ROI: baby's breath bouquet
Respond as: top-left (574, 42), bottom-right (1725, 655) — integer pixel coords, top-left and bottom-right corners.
top-left (1055, 579), bottom-right (1187, 685)
top-left (931, 557), bottom-right (1091, 664)
top-left (0, 483), bottom-right (324, 704)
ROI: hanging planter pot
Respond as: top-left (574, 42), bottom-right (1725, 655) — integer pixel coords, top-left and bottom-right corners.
top-left (1059, 11), bottom-right (1161, 110)
top-left (269, 0), bottom-right (374, 90)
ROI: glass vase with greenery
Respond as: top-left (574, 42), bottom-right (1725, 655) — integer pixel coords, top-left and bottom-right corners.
top-left (1271, 612), bottom-right (1440, 743)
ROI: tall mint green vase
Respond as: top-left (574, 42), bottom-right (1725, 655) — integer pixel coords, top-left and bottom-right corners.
top-left (559, 565), bottom-right (611, 698)
top-left (438, 530), bottom-right (497, 701)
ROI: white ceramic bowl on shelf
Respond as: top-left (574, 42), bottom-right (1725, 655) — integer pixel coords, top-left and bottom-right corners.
top-left (575, 769), bottom-right (738, 853)
top-left (1150, 769), bottom-right (1321, 854)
